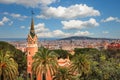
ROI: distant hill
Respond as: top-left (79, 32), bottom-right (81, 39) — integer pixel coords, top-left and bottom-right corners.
top-left (0, 36), bottom-right (119, 41)
top-left (0, 41), bottom-right (16, 51)
top-left (59, 36), bottom-right (119, 40)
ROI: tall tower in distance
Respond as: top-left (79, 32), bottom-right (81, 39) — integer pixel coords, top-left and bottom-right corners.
top-left (26, 12), bottom-right (38, 79)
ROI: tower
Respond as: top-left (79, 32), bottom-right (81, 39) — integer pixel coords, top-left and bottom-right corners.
top-left (26, 16), bottom-right (38, 79)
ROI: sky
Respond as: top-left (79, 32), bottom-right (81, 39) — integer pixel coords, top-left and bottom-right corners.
top-left (0, 0), bottom-right (120, 39)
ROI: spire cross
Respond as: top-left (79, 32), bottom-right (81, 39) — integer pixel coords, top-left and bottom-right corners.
top-left (31, 10), bottom-right (35, 17)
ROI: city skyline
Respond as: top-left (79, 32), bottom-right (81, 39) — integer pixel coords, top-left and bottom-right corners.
top-left (0, 0), bottom-right (120, 39)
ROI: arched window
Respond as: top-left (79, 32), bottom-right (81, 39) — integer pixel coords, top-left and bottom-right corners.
top-left (29, 62), bottom-right (31, 65)
top-left (28, 73), bottom-right (31, 78)
top-left (42, 73), bottom-right (46, 80)
top-left (29, 52), bottom-right (31, 55)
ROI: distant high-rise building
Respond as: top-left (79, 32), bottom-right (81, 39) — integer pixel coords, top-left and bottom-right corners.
top-left (26, 17), bottom-right (38, 80)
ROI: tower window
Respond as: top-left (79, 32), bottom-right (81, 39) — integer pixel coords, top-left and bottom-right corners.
top-left (29, 52), bottom-right (31, 55)
top-left (29, 62), bottom-right (31, 65)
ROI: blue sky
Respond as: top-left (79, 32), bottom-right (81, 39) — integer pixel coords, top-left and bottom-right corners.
top-left (0, 0), bottom-right (120, 39)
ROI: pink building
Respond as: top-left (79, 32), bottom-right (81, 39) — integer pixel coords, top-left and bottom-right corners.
top-left (26, 18), bottom-right (38, 79)
top-left (26, 17), bottom-right (52, 80)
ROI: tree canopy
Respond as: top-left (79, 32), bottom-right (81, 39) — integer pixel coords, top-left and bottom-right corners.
top-left (0, 41), bottom-right (27, 78)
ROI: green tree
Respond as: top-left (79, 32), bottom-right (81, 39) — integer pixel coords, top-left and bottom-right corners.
top-left (74, 48), bottom-right (98, 55)
top-left (52, 49), bottom-right (69, 59)
top-left (32, 47), bottom-right (58, 80)
top-left (0, 41), bottom-right (27, 78)
top-left (16, 76), bottom-right (24, 80)
top-left (0, 50), bottom-right (18, 80)
top-left (14, 50), bottom-right (27, 78)
top-left (87, 50), bottom-right (120, 80)
top-left (53, 67), bottom-right (73, 80)
top-left (70, 54), bottom-right (90, 79)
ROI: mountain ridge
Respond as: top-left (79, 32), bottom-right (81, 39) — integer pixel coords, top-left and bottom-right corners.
top-left (0, 36), bottom-right (119, 41)
top-left (59, 36), bottom-right (119, 40)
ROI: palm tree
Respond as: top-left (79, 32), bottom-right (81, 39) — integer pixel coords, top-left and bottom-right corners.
top-left (0, 50), bottom-right (18, 80)
top-left (32, 47), bottom-right (58, 80)
top-left (70, 54), bottom-right (90, 79)
top-left (53, 67), bottom-right (73, 80)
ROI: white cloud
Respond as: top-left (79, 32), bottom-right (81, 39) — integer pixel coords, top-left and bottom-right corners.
top-left (20, 26), bottom-right (25, 29)
top-left (37, 32), bottom-right (53, 38)
top-left (35, 23), bottom-right (92, 38)
top-left (0, 22), bottom-right (4, 26)
top-left (62, 18), bottom-right (99, 30)
top-left (3, 12), bottom-right (28, 20)
top-left (35, 23), bottom-right (49, 32)
top-left (36, 15), bottom-right (48, 19)
top-left (0, 17), bottom-right (10, 26)
top-left (11, 13), bottom-right (27, 18)
top-left (37, 30), bottom-right (92, 38)
top-left (101, 16), bottom-right (120, 23)
top-left (34, 23), bottom-right (52, 38)
top-left (52, 30), bottom-right (71, 37)
top-left (0, 0), bottom-right (57, 7)
top-left (74, 31), bottom-right (92, 36)
top-left (2, 17), bottom-right (10, 22)
top-left (36, 4), bottom-right (100, 19)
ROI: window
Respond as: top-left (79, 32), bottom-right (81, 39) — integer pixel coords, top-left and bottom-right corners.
top-left (29, 62), bottom-right (31, 65)
top-left (29, 52), bottom-right (31, 55)
top-left (28, 73), bottom-right (31, 78)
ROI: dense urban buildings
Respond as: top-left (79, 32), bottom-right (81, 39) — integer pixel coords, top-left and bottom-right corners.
top-left (9, 39), bottom-right (120, 52)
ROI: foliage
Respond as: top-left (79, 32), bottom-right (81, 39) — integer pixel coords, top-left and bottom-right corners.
top-left (52, 49), bottom-right (69, 59)
top-left (0, 41), bottom-right (15, 53)
top-left (0, 50), bottom-right (18, 80)
top-left (0, 41), bottom-right (120, 80)
top-left (74, 48), bottom-right (98, 55)
top-left (104, 49), bottom-right (120, 58)
top-left (70, 48), bottom-right (120, 80)
top-left (70, 54), bottom-right (90, 79)
top-left (53, 67), bottom-right (73, 80)
top-left (0, 41), bottom-right (27, 78)
top-left (16, 76), bottom-right (24, 80)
